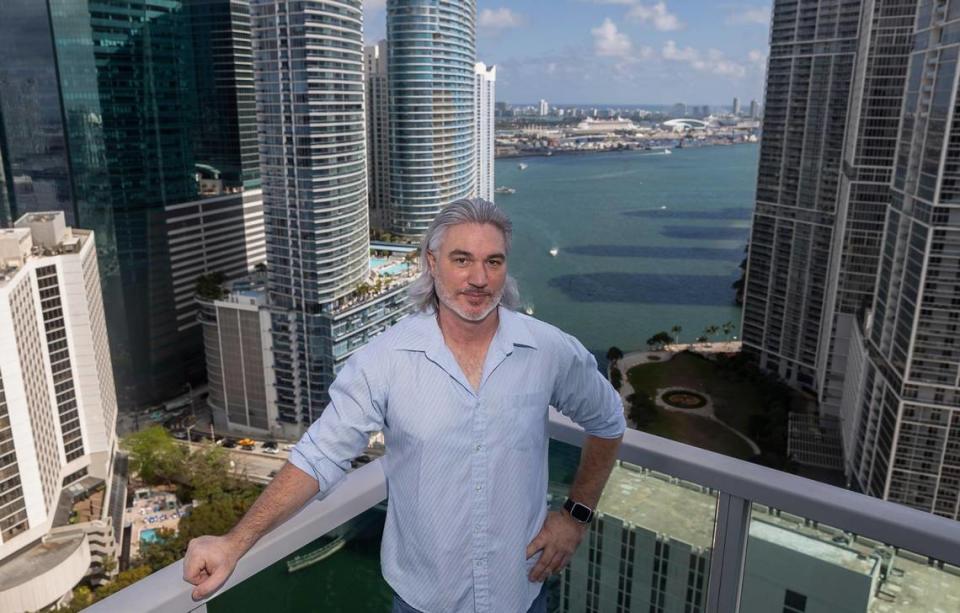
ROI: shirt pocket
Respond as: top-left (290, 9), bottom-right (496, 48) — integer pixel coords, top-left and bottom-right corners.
top-left (497, 390), bottom-right (549, 450)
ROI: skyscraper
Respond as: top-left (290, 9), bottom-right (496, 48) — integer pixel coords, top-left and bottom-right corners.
top-left (749, 99), bottom-right (760, 119)
top-left (732, 96), bottom-right (741, 116)
top-left (743, 0), bottom-right (915, 400)
top-left (251, 0), bottom-right (414, 431)
top-left (819, 0), bottom-right (917, 418)
top-left (539, 98), bottom-right (549, 116)
top-left (0, 212), bottom-right (121, 611)
top-left (0, 0), bottom-right (266, 409)
top-left (475, 62), bottom-right (496, 203)
top-left (386, 0), bottom-right (477, 237)
top-left (366, 40), bottom-right (391, 232)
top-left (844, 4), bottom-right (960, 519)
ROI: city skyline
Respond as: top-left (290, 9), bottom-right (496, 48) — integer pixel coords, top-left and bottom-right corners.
top-left (363, 0), bottom-right (770, 105)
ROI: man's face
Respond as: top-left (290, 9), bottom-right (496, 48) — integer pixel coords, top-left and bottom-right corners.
top-left (428, 222), bottom-right (508, 323)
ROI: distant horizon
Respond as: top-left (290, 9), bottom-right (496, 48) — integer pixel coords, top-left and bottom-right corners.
top-left (498, 101), bottom-right (756, 109)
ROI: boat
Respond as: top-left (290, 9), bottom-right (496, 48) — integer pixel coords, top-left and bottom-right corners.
top-left (518, 163), bottom-right (528, 170)
top-left (523, 305), bottom-right (535, 315)
top-left (494, 186), bottom-right (516, 195)
top-left (286, 537), bottom-right (346, 572)
top-left (549, 247), bottom-right (559, 257)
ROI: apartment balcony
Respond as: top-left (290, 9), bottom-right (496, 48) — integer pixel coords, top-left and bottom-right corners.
top-left (90, 411), bottom-right (960, 613)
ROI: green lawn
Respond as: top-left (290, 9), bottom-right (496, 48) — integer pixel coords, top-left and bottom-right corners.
top-left (640, 410), bottom-right (756, 459)
top-left (626, 352), bottom-right (764, 459)
top-left (627, 352), bottom-right (765, 434)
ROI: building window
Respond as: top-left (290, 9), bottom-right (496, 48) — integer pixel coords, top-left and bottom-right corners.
top-left (783, 589), bottom-right (807, 613)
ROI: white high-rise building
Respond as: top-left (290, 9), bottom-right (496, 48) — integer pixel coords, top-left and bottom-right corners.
top-left (365, 40), bottom-right (390, 231)
top-left (0, 212), bottom-right (121, 612)
top-left (538, 98), bottom-right (549, 116)
top-left (250, 0), bottom-right (415, 431)
top-left (732, 96), bottom-right (741, 116)
top-left (474, 62), bottom-right (496, 203)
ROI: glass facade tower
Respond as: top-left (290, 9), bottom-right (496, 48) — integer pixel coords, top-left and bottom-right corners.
top-left (0, 0), bottom-right (265, 409)
top-left (387, 0), bottom-right (477, 237)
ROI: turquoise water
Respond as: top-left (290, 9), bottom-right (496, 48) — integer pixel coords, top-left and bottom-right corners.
top-left (497, 144), bottom-right (757, 354)
top-left (371, 257), bottom-right (411, 277)
top-left (140, 529), bottom-right (159, 544)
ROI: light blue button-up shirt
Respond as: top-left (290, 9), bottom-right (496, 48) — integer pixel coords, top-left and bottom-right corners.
top-left (289, 307), bottom-right (625, 613)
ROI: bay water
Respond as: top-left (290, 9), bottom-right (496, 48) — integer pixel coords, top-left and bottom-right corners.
top-left (499, 144), bottom-right (757, 355)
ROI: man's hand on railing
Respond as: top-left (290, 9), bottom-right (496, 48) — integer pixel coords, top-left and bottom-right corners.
top-left (183, 534), bottom-right (243, 600)
top-left (181, 462), bottom-right (321, 601)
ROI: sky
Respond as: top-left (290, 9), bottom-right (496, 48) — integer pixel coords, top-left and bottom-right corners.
top-left (362, 0), bottom-right (771, 106)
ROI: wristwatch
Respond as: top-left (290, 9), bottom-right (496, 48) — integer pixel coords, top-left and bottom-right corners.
top-left (563, 498), bottom-right (595, 524)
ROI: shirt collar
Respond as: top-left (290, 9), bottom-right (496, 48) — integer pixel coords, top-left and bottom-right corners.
top-left (395, 306), bottom-right (539, 353)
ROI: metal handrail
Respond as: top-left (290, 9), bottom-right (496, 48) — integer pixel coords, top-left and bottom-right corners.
top-left (88, 460), bottom-right (387, 613)
top-left (547, 411), bottom-right (960, 566)
top-left (90, 412), bottom-right (960, 612)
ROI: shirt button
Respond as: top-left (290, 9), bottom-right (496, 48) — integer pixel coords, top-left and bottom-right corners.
top-left (474, 443), bottom-right (482, 451)
top-left (475, 484), bottom-right (482, 491)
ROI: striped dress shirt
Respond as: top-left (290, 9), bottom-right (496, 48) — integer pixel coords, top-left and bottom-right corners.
top-left (289, 306), bottom-right (626, 612)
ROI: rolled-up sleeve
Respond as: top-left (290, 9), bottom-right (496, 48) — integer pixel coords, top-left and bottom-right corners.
top-left (288, 351), bottom-right (386, 496)
top-left (551, 333), bottom-right (626, 438)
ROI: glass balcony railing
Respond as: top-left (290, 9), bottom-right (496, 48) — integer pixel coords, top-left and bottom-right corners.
top-left (90, 411), bottom-right (960, 613)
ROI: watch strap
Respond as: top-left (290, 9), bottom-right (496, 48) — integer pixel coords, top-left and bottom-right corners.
top-left (563, 497), bottom-right (595, 523)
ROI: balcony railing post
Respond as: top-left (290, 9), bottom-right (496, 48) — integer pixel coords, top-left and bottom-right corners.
top-left (706, 492), bottom-right (751, 613)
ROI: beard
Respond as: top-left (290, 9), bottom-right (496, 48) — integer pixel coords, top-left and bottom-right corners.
top-left (435, 280), bottom-right (503, 322)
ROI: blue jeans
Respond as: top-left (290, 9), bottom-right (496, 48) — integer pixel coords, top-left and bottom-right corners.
top-left (392, 584), bottom-right (547, 613)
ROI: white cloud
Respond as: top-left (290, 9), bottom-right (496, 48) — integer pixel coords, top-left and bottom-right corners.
top-left (726, 6), bottom-right (771, 25)
top-left (592, 18), bottom-right (633, 58)
top-left (627, 2), bottom-right (683, 31)
top-left (747, 49), bottom-right (767, 68)
top-left (662, 41), bottom-right (747, 78)
top-left (363, 0), bottom-right (386, 12)
top-left (479, 8), bottom-right (525, 32)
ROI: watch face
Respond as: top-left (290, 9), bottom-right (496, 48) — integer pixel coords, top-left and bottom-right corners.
top-left (570, 502), bottom-right (592, 522)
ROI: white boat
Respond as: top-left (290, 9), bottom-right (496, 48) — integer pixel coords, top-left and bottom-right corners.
top-left (663, 148), bottom-right (672, 155)
top-left (523, 305), bottom-right (535, 315)
top-left (286, 536), bottom-right (346, 572)
top-left (518, 163), bottom-right (528, 170)
top-left (549, 247), bottom-right (559, 257)
top-left (494, 186), bottom-right (516, 195)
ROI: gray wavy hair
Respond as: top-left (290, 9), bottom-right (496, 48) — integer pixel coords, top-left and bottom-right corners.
top-left (407, 198), bottom-right (521, 312)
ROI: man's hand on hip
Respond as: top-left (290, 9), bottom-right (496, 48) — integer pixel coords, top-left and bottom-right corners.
top-left (525, 511), bottom-right (587, 582)
top-left (183, 534), bottom-right (243, 600)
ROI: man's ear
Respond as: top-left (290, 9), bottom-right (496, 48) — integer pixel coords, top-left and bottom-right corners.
top-left (426, 250), bottom-right (436, 275)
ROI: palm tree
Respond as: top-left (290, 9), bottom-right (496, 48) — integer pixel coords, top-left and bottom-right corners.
top-left (670, 325), bottom-right (682, 344)
top-left (704, 325), bottom-right (720, 347)
top-left (721, 321), bottom-right (736, 339)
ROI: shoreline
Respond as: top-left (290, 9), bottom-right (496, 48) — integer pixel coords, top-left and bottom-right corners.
top-left (496, 140), bottom-right (757, 160)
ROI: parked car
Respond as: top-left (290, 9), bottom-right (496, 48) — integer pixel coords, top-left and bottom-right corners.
top-left (262, 441), bottom-right (278, 450)
top-left (262, 446), bottom-right (279, 455)
top-left (221, 438), bottom-right (237, 449)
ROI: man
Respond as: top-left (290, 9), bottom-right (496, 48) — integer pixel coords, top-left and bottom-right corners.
top-left (183, 199), bottom-right (625, 612)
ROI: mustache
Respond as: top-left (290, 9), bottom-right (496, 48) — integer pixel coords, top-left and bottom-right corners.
top-left (459, 289), bottom-right (491, 296)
